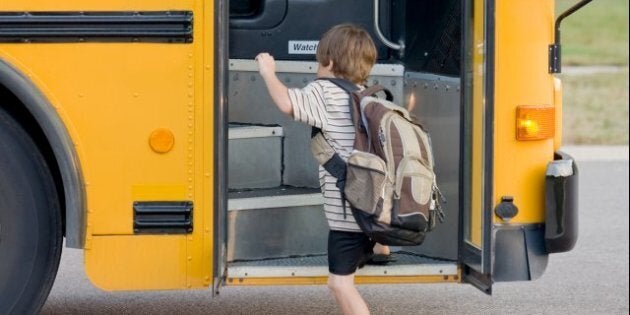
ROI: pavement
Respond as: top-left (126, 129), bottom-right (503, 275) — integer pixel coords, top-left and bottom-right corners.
top-left (41, 145), bottom-right (630, 315)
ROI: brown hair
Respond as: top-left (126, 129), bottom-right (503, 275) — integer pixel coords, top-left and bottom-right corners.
top-left (316, 24), bottom-right (377, 84)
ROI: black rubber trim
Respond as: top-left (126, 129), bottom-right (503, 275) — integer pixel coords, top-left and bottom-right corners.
top-left (544, 151), bottom-right (579, 253)
top-left (0, 11), bottom-right (193, 43)
top-left (482, 0), bottom-right (496, 278)
top-left (213, 0), bottom-right (229, 295)
top-left (0, 59), bottom-right (86, 249)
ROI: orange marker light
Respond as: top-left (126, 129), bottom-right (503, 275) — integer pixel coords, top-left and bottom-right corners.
top-left (149, 128), bottom-right (175, 153)
top-left (516, 106), bottom-right (555, 141)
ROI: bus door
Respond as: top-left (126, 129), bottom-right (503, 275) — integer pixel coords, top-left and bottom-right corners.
top-left (460, 0), bottom-right (495, 294)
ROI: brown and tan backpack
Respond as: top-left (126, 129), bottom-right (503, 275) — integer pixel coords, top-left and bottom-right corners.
top-left (311, 78), bottom-right (445, 246)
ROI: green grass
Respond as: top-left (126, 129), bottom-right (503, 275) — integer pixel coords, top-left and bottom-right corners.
top-left (560, 69), bottom-right (629, 144)
top-left (556, 0), bottom-right (629, 65)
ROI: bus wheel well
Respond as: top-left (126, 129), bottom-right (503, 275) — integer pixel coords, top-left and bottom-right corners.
top-left (0, 84), bottom-right (66, 237)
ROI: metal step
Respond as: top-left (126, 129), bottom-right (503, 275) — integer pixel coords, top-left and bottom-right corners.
top-left (227, 186), bottom-right (327, 262)
top-left (228, 124), bottom-right (283, 190)
top-left (228, 252), bottom-right (458, 278)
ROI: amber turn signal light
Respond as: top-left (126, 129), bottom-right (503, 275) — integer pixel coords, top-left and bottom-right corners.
top-left (516, 105), bottom-right (555, 141)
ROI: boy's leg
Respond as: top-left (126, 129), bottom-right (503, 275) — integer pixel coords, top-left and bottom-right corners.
top-left (327, 230), bottom-right (374, 315)
top-left (328, 273), bottom-right (370, 315)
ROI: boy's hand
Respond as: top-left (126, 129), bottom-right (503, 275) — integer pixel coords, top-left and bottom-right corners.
top-left (255, 52), bottom-right (276, 79)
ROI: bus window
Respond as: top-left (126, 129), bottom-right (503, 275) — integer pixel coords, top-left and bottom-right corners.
top-left (230, 0), bottom-right (262, 18)
top-left (229, 0), bottom-right (392, 61)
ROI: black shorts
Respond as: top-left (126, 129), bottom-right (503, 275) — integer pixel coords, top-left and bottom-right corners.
top-left (328, 230), bottom-right (375, 275)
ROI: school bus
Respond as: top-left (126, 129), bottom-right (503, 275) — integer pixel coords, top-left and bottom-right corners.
top-left (0, 0), bottom-right (586, 312)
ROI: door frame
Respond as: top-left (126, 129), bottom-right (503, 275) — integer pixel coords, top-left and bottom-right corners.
top-left (459, 0), bottom-right (495, 294)
top-left (213, 0), bottom-right (230, 295)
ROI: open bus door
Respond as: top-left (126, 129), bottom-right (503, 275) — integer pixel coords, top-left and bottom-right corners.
top-left (460, 0), bottom-right (495, 294)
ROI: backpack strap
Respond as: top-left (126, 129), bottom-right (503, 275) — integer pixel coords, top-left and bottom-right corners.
top-left (311, 78), bottom-right (361, 219)
top-left (310, 78), bottom-right (396, 219)
top-left (356, 84), bottom-right (393, 102)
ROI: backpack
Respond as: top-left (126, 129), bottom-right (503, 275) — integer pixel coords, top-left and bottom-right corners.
top-left (311, 78), bottom-right (445, 246)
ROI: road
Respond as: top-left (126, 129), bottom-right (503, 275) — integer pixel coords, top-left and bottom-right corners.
top-left (41, 147), bottom-right (629, 315)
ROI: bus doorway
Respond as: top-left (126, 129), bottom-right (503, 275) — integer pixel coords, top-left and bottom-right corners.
top-left (221, 0), bottom-right (463, 286)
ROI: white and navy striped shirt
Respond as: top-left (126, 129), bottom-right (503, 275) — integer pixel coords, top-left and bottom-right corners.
top-left (288, 80), bottom-right (362, 232)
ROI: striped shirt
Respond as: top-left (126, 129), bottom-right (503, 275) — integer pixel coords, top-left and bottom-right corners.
top-left (288, 80), bottom-right (362, 232)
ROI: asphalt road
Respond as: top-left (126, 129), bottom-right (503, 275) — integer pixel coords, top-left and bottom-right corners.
top-left (41, 150), bottom-right (629, 315)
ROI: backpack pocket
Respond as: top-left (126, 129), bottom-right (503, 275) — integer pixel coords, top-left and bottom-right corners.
top-left (345, 151), bottom-right (388, 216)
top-left (392, 156), bottom-right (434, 232)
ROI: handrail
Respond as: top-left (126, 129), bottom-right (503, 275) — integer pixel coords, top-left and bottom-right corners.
top-left (373, 0), bottom-right (404, 53)
top-left (549, 0), bottom-right (593, 73)
top-left (555, 0), bottom-right (593, 45)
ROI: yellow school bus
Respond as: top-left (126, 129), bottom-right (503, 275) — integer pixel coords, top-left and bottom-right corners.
top-left (0, 0), bottom-right (586, 312)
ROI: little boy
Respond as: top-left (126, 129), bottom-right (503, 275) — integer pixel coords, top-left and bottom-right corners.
top-left (256, 24), bottom-right (385, 315)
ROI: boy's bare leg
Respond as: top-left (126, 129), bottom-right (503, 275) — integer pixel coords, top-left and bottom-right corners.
top-left (328, 274), bottom-right (370, 315)
top-left (373, 243), bottom-right (390, 255)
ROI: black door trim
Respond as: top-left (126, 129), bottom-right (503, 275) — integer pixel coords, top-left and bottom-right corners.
top-left (213, 0), bottom-right (229, 295)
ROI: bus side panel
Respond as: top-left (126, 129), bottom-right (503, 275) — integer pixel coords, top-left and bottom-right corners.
top-left (0, 0), bottom-right (214, 290)
top-left (494, 0), bottom-right (555, 224)
top-left (492, 0), bottom-right (556, 281)
top-left (86, 236), bottom-right (188, 290)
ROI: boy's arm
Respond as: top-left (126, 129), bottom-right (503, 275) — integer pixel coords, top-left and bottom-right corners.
top-left (256, 53), bottom-right (293, 116)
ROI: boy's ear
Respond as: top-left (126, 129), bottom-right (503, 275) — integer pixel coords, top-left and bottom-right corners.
top-left (325, 60), bottom-right (334, 71)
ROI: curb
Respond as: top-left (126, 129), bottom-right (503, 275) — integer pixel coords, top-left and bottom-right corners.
top-left (560, 145), bottom-right (629, 162)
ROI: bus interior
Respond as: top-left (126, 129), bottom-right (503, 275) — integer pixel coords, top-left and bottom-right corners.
top-left (225, 0), bottom-right (463, 282)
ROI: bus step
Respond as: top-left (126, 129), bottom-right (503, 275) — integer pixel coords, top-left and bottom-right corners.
top-left (228, 124), bottom-right (283, 190)
top-left (227, 186), bottom-right (326, 261)
top-left (227, 252), bottom-right (458, 278)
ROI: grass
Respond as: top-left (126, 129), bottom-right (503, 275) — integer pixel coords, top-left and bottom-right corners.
top-left (556, 0), bottom-right (629, 66)
top-left (556, 0), bottom-right (629, 144)
top-left (560, 69), bottom-right (629, 144)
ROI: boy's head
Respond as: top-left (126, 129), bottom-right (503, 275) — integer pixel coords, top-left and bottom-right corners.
top-left (316, 24), bottom-right (377, 84)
